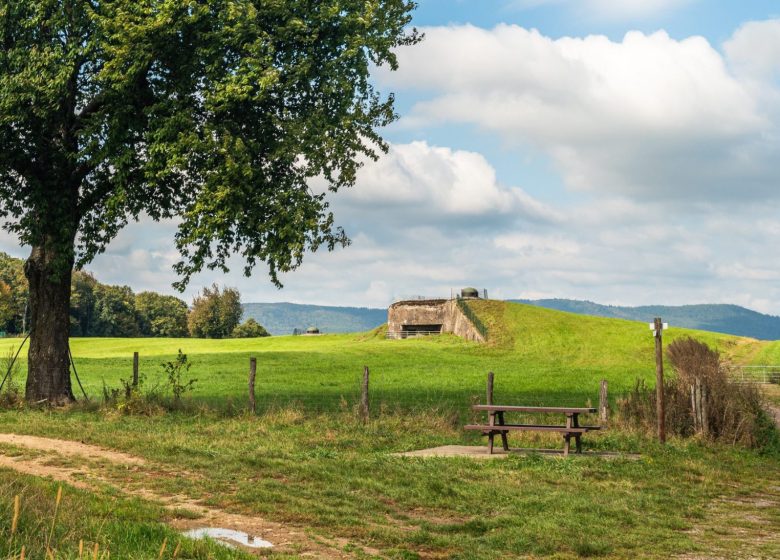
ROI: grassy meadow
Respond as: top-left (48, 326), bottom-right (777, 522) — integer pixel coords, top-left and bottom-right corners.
top-left (0, 300), bottom-right (765, 410)
top-left (0, 301), bottom-right (777, 559)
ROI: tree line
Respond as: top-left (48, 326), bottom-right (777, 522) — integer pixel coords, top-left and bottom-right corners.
top-left (0, 252), bottom-right (268, 338)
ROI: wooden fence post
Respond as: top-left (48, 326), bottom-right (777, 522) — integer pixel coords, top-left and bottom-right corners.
top-left (691, 378), bottom-right (708, 436)
top-left (248, 357), bottom-right (257, 414)
top-left (132, 352), bottom-right (139, 388)
top-left (599, 379), bottom-right (608, 423)
top-left (654, 317), bottom-right (666, 444)
top-left (361, 366), bottom-right (370, 422)
top-left (700, 384), bottom-right (708, 436)
top-left (487, 371), bottom-right (494, 405)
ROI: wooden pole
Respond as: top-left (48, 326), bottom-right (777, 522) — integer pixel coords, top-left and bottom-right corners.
top-left (654, 317), bottom-right (666, 444)
top-left (132, 352), bottom-right (139, 388)
top-left (248, 357), bottom-right (257, 414)
top-left (599, 379), bottom-right (608, 423)
top-left (487, 371), bottom-right (494, 405)
top-left (700, 382), bottom-right (709, 436)
top-left (361, 366), bottom-right (370, 422)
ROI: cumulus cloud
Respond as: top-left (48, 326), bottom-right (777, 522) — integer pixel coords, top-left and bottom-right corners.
top-left (377, 24), bottom-right (779, 201)
top-left (337, 141), bottom-right (560, 226)
top-left (724, 19), bottom-right (780, 81)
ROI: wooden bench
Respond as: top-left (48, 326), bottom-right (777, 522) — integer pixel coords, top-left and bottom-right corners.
top-left (464, 405), bottom-right (601, 456)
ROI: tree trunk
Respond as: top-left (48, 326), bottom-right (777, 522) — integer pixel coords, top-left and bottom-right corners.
top-left (24, 244), bottom-right (75, 405)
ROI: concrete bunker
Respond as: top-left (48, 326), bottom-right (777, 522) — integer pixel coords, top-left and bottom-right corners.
top-left (387, 291), bottom-right (486, 343)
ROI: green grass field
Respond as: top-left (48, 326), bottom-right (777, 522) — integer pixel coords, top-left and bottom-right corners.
top-left (0, 300), bottom-right (764, 411)
top-left (0, 301), bottom-right (777, 559)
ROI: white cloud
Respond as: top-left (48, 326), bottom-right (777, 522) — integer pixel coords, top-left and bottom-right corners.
top-left (339, 141), bottom-right (559, 224)
top-left (379, 24), bottom-right (778, 202)
top-left (494, 233), bottom-right (580, 256)
top-left (724, 19), bottom-right (780, 81)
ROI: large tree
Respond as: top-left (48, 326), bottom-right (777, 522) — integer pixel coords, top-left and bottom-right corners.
top-left (0, 1), bottom-right (418, 403)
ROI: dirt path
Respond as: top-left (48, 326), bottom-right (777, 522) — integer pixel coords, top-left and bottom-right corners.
top-left (0, 433), bottom-right (146, 465)
top-left (678, 486), bottom-right (780, 560)
top-left (0, 433), bottom-right (359, 558)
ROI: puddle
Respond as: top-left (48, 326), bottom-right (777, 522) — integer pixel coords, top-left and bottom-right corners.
top-left (182, 527), bottom-right (273, 549)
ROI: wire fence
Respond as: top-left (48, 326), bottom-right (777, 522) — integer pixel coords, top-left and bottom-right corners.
top-left (455, 298), bottom-right (489, 341)
top-left (241, 365), bottom-right (604, 423)
top-left (731, 365), bottom-right (780, 384)
top-left (4, 344), bottom-right (609, 422)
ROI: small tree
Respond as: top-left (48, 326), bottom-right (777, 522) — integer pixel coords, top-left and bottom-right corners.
top-left (232, 318), bottom-right (270, 338)
top-left (188, 285), bottom-right (242, 339)
top-left (161, 350), bottom-right (196, 404)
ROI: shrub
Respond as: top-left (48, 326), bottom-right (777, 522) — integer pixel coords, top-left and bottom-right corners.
top-left (617, 337), bottom-right (771, 448)
top-left (231, 318), bottom-right (270, 338)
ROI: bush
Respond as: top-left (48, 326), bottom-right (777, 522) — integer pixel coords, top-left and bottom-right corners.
top-left (231, 318), bottom-right (270, 338)
top-left (617, 337), bottom-right (770, 448)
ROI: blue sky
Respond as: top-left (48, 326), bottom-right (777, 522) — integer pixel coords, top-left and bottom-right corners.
top-left (412, 0), bottom-right (779, 42)
top-left (4, 0), bottom-right (780, 314)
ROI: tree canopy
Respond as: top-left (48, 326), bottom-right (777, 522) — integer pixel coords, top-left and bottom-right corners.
top-left (0, 0), bottom-right (420, 283)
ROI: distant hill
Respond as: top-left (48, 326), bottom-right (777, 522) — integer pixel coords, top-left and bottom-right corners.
top-left (513, 299), bottom-right (780, 340)
top-left (242, 302), bottom-right (386, 335)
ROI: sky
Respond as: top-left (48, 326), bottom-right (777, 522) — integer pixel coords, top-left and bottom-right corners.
top-left (5, 0), bottom-right (780, 313)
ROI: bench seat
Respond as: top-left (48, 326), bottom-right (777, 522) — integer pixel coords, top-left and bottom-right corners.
top-left (464, 424), bottom-right (601, 433)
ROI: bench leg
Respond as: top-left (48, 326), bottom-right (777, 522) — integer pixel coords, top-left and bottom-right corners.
top-left (497, 411), bottom-right (509, 452)
top-left (575, 434), bottom-right (582, 454)
top-left (563, 434), bottom-right (570, 457)
top-left (488, 432), bottom-right (495, 454)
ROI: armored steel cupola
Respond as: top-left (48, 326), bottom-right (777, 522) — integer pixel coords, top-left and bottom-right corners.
top-left (461, 287), bottom-right (479, 299)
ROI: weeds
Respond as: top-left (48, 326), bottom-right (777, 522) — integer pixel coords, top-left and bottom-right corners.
top-left (100, 350), bottom-right (197, 414)
top-left (0, 346), bottom-right (22, 408)
top-left (617, 337), bottom-right (774, 449)
top-left (161, 350), bottom-right (196, 404)
top-left (2, 483), bottom-right (220, 559)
